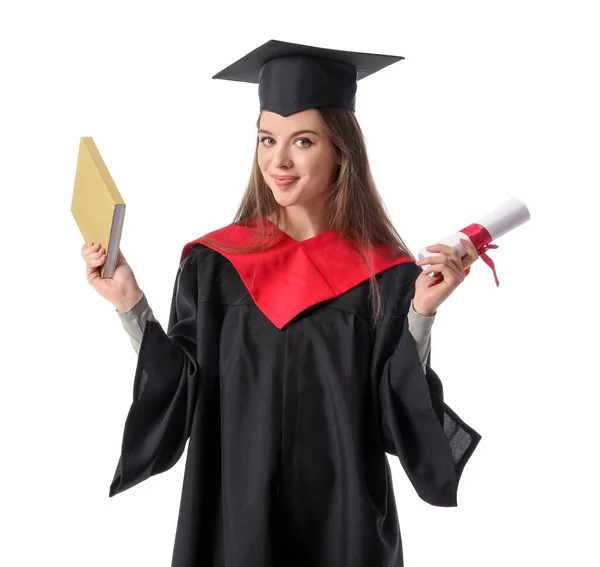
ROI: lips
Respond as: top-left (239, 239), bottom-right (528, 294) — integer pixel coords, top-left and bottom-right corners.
top-left (273, 175), bottom-right (299, 187)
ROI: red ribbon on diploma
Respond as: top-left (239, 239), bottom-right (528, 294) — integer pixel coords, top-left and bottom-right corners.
top-left (460, 223), bottom-right (500, 287)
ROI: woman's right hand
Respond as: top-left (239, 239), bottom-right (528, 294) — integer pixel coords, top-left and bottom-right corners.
top-left (82, 242), bottom-right (142, 312)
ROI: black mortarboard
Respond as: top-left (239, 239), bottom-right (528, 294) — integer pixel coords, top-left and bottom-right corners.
top-left (212, 39), bottom-right (404, 117)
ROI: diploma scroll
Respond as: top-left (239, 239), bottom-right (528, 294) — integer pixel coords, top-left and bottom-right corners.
top-left (417, 198), bottom-right (530, 286)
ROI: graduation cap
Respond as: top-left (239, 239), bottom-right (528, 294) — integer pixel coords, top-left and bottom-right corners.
top-left (212, 39), bottom-right (404, 117)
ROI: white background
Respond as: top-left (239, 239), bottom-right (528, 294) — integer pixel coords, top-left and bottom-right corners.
top-left (1, 0), bottom-right (598, 565)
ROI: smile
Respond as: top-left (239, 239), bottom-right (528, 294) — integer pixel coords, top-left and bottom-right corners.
top-left (273, 176), bottom-right (299, 187)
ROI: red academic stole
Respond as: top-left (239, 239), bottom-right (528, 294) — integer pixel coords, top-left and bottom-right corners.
top-left (180, 221), bottom-right (414, 329)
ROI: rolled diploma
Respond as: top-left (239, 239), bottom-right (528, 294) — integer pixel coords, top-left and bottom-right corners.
top-left (417, 198), bottom-right (530, 271)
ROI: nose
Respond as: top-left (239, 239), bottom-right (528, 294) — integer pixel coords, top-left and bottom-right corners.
top-left (273, 144), bottom-right (293, 169)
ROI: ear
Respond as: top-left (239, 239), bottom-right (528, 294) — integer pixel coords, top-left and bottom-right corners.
top-left (334, 145), bottom-right (342, 166)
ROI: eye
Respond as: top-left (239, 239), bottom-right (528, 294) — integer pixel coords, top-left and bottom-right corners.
top-left (257, 137), bottom-right (313, 148)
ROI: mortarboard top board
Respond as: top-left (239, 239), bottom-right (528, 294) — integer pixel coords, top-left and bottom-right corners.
top-left (212, 39), bottom-right (404, 117)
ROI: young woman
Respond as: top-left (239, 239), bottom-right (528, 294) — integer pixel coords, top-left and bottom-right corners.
top-left (82, 40), bottom-right (482, 567)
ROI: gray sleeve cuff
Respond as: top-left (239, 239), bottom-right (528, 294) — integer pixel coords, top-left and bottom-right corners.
top-left (116, 291), bottom-right (158, 354)
top-left (407, 299), bottom-right (435, 372)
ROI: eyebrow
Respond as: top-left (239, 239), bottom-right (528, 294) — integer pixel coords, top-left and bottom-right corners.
top-left (257, 128), bottom-right (321, 138)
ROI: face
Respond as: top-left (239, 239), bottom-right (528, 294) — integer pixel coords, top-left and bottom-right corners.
top-left (257, 109), bottom-right (341, 209)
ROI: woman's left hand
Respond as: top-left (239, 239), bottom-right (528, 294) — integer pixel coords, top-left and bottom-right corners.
top-left (413, 238), bottom-right (480, 316)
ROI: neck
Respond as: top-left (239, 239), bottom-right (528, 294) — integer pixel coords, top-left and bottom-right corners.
top-left (269, 205), bottom-right (331, 242)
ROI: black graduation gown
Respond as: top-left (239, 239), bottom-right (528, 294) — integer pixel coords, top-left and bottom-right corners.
top-left (109, 222), bottom-right (481, 567)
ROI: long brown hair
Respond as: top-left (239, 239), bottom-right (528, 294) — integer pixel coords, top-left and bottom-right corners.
top-left (201, 106), bottom-right (415, 322)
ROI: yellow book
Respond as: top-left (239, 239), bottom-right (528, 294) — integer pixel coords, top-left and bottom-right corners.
top-left (71, 137), bottom-right (126, 279)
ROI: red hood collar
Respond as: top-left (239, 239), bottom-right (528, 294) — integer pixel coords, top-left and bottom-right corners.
top-left (180, 220), bottom-right (413, 329)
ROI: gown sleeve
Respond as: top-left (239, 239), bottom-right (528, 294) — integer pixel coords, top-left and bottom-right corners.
top-left (371, 261), bottom-right (482, 507)
top-left (109, 246), bottom-right (218, 497)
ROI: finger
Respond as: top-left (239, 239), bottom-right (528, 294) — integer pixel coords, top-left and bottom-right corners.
top-left (86, 254), bottom-right (106, 274)
top-left (417, 256), bottom-right (460, 276)
top-left (427, 245), bottom-right (464, 273)
top-left (426, 243), bottom-right (460, 255)
top-left (86, 247), bottom-right (105, 261)
top-left (83, 243), bottom-right (101, 256)
top-left (419, 245), bottom-right (467, 276)
top-left (420, 260), bottom-right (465, 283)
top-left (426, 243), bottom-right (461, 264)
top-left (458, 239), bottom-right (473, 267)
top-left (82, 242), bottom-right (96, 257)
top-left (416, 253), bottom-right (446, 266)
top-left (87, 253), bottom-right (106, 268)
top-left (459, 238), bottom-right (480, 269)
top-left (428, 274), bottom-right (444, 288)
top-left (89, 254), bottom-right (106, 266)
top-left (461, 238), bottom-right (480, 259)
top-left (86, 254), bottom-right (106, 277)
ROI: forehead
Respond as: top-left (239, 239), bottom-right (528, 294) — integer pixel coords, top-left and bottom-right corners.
top-left (259, 109), bottom-right (324, 132)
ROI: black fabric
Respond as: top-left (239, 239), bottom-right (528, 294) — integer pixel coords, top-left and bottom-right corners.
top-left (109, 244), bottom-right (481, 567)
top-left (212, 39), bottom-right (404, 116)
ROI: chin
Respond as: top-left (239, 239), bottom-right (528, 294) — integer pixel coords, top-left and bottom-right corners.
top-left (270, 186), bottom-right (301, 207)
top-left (272, 195), bottom-right (299, 208)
